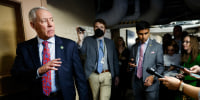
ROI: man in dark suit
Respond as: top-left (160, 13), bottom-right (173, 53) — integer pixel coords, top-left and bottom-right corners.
top-left (129, 21), bottom-right (164, 100)
top-left (77, 19), bottom-right (119, 100)
top-left (11, 7), bottom-right (88, 100)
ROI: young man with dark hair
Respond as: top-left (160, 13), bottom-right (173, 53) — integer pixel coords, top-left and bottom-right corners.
top-left (77, 18), bottom-right (119, 100)
top-left (129, 21), bottom-right (164, 100)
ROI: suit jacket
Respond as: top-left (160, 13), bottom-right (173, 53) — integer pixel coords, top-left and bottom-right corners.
top-left (79, 36), bottom-right (119, 79)
top-left (130, 39), bottom-right (164, 91)
top-left (11, 35), bottom-right (89, 100)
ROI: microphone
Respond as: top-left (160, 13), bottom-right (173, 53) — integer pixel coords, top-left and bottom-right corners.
top-left (146, 67), bottom-right (163, 78)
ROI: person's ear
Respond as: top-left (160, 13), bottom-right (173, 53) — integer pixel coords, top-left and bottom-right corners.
top-left (30, 22), bottom-right (35, 29)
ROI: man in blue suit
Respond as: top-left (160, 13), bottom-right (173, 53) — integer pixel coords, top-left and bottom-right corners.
top-left (11, 7), bottom-right (88, 100)
top-left (129, 21), bottom-right (164, 100)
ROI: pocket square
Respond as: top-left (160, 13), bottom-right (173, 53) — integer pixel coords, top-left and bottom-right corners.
top-left (151, 51), bottom-right (155, 54)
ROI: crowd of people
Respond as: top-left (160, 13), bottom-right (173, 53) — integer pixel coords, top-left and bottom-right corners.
top-left (77, 19), bottom-right (200, 100)
top-left (10, 6), bottom-right (200, 100)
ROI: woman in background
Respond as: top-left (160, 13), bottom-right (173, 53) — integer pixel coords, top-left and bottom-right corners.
top-left (113, 37), bottom-right (130, 100)
top-left (162, 33), bottom-right (172, 54)
top-left (177, 35), bottom-right (200, 100)
top-left (163, 39), bottom-right (180, 77)
top-left (160, 39), bottom-right (181, 100)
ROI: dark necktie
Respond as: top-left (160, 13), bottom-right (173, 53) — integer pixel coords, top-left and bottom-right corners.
top-left (42, 41), bottom-right (51, 96)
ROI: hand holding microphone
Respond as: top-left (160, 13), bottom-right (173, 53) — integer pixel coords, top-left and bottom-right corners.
top-left (146, 67), bottom-right (163, 78)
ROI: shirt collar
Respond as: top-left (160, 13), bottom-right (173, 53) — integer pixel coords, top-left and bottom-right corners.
top-left (96, 37), bottom-right (104, 41)
top-left (37, 36), bottom-right (55, 44)
top-left (140, 38), bottom-right (149, 45)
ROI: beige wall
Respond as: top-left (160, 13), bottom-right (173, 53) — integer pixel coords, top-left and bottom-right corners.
top-left (11, 0), bottom-right (96, 41)
top-left (11, 0), bottom-right (47, 40)
top-left (47, 0), bottom-right (95, 41)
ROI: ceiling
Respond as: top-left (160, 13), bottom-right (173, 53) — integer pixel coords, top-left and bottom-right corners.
top-left (95, 0), bottom-right (200, 28)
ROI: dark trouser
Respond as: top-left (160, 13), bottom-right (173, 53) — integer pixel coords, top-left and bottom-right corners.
top-left (43, 91), bottom-right (63, 100)
top-left (133, 76), bottom-right (159, 100)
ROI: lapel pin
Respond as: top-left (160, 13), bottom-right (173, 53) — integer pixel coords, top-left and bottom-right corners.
top-left (151, 51), bottom-right (155, 54)
top-left (60, 46), bottom-right (64, 49)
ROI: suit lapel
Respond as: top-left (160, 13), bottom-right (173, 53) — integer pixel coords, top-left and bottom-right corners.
top-left (104, 38), bottom-right (109, 55)
top-left (55, 36), bottom-right (64, 62)
top-left (28, 37), bottom-right (41, 69)
top-left (143, 39), bottom-right (153, 67)
top-left (28, 36), bottom-right (65, 70)
top-left (135, 43), bottom-right (139, 62)
top-left (55, 36), bottom-right (65, 77)
top-left (92, 36), bottom-right (98, 60)
top-left (144, 39), bottom-right (153, 57)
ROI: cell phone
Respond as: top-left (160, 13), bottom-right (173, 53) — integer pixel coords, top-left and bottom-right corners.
top-left (78, 27), bottom-right (85, 32)
top-left (129, 58), bottom-right (135, 71)
top-left (171, 65), bottom-right (184, 69)
top-left (190, 73), bottom-right (200, 79)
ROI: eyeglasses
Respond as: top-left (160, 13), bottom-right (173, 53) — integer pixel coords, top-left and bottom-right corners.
top-left (183, 41), bottom-right (190, 44)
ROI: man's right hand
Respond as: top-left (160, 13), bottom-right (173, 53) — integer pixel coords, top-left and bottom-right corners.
top-left (38, 58), bottom-right (62, 74)
top-left (190, 65), bottom-right (200, 74)
top-left (76, 27), bottom-right (85, 44)
top-left (128, 58), bottom-right (137, 68)
top-left (159, 76), bottom-right (181, 90)
top-left (176, 73), bottom-right (185, 79)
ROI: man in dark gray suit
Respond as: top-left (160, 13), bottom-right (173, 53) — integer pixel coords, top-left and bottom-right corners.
top-left (77, 19), bottom-right (119, 100)
top-left (129, 21), bottom-right (164, 100)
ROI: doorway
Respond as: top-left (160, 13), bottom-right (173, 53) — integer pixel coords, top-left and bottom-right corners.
top-left (0, 0), bottom-right (24, 96)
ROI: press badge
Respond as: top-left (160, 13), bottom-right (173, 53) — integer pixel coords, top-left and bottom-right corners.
top-left (101, 58), bottom-right (104, 64)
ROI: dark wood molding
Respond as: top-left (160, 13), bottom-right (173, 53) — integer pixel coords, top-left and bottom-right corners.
top-left (0, 0), bottom-right (25, 44)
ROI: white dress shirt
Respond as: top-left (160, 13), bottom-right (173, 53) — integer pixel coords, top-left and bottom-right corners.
top-left (37, 36), bottom-right (59, 93)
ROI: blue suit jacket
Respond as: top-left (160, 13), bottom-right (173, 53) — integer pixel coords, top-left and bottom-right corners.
top-left (11, 36), bottom-right (89, 100)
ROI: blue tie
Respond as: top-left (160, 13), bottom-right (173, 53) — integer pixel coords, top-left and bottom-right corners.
top-left (97, 40), bottom-right (104, 73)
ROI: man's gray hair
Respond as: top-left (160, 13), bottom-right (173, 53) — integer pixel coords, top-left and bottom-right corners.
top-left (29, 7), bottom-right (49, 23)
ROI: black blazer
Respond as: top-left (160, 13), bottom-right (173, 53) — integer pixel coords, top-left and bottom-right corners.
top-left (11, 35), bottom-right (89, 100)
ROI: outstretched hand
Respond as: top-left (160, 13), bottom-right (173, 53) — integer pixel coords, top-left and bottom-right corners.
top-left (190, 65), bottom-right (200, 74)
top-left (38, 58), bottom-right (62, 74)
top-left (159, 76), bottom-right (180, 90)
